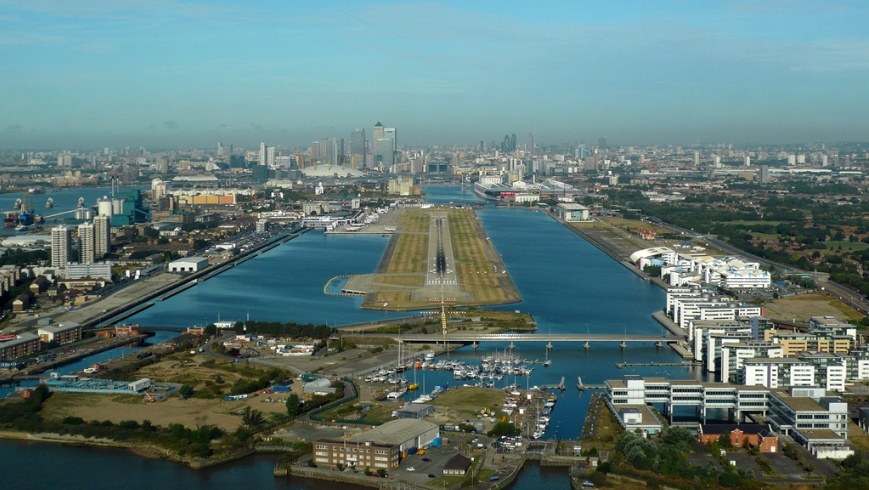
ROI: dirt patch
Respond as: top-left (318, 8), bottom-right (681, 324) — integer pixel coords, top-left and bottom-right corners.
top-left (42, 391), bottom-right (293, 432)
top-left (763, 292), bottom-right (863, 322)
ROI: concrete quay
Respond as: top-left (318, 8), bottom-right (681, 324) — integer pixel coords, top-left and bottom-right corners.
top-left (46, 228), bottom-right (309, 330)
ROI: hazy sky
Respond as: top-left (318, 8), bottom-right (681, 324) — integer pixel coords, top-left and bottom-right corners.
top-left (2, 0), bottom-right (868, 150)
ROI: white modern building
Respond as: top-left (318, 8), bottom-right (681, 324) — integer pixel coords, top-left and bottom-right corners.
top-left (51, 225), bottom-right (72, 268)
top-left (78, 221), bottom-right (95, 265)
top-left (720, 341), bottom-right (784, 383)
top-left (167, 257), bottom-right (209, 273)
top-left (555, 203), bottom-right (591, 222)
top-left (634, 247), bottom-right (771, 289)
top-left (605, 375), bottom-right (852, 458)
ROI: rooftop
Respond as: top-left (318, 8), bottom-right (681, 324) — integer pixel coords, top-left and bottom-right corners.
top-left (352, 419), bottom-right (438, 446)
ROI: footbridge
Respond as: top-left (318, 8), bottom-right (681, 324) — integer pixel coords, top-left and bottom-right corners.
top-left (350, 332), bottom-right (685, 344)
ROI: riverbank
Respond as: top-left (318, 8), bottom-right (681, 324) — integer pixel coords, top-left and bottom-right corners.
top-left (0, 429), bottom-right (256, 469)
top-left (551, 214), bottom-right (668, 286)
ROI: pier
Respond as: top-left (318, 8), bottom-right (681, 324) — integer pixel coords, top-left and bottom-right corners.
top-left (576, 377), bottom-right (606, 391)
top-left (615, 361), bottom-right (697, 368)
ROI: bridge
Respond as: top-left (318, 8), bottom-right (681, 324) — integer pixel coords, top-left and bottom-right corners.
top-left (347, 332), bottom-right (684, 344)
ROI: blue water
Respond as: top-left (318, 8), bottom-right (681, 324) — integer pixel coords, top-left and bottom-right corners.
top-left (2, 184), bottom-right (702, 488)
top-left (0, 186), bottom-right (145, 234)
top-left (125, 232), bottom-right (407, 327)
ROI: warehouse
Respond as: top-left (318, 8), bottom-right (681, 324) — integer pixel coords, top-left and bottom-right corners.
top-left (313, 419), bottom-right (439, 470)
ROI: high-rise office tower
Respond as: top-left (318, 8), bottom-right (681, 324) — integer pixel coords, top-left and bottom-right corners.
top-left (259, 141), bottom-right (267, 166)
top-left (333, 138), bottom-right (344, 166)
top-left (78, 222), bottom-right (95, 265)
top-left (323, 138), bottom-right (339, 166)
top-left (350, 129), bottom-right (366, 169)
top-left (372, 122), bottom-right (385, 142)
top-left (51, 225), bottom-right (72, 267)
top-left (94, 215), bottom-right (111, 258)
top-left (371, 121), bottom-right (385, 155)
top-left (384, 127), bottom-right (397, 150)
top-left (375, 138), bottom-right (394, 168)
top-left (744, 155), bottom-right (751, 167)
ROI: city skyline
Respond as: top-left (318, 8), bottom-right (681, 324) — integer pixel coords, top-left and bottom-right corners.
top-left (2, 1), bottom-right (869, 150)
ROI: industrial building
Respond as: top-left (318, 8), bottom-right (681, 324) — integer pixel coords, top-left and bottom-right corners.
top-left (314, 419), bottom-right (440, 470)
top-left (167, 256), bottom-right (209, 273)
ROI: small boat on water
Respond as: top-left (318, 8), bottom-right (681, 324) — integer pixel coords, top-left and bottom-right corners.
top-left (45, 197), bottom-right (54, 209)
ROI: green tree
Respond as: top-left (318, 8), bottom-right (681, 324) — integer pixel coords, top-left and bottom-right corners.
top-left (286, 393), bottom-right (301, 419)
top-left (240, 406), bottom-right (265, 428)
top-left (488, 421), bottom-right (520, 437)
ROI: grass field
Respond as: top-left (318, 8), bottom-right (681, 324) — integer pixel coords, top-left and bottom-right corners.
top-left (430, 387), bottom-right (506, 418)
top-left (360, 208), bottom-right (519, 310)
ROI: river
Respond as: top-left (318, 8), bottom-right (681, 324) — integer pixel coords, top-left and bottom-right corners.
top-left (2, 184), bottom-right (703, 488)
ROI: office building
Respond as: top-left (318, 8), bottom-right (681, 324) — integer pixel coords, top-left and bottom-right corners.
top-left (51, 225), bottom-right (72, 268)
top-left (259, 141), bottom-right (267, 166)
top-left (350, 129), bottom-right (366, 169)
top-left (605, 375), bottom-right (852, 458)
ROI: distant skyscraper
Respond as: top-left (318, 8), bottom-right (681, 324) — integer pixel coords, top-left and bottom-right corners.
top-left (324, 138), bottom-right (344, 166)
top-left (384, 127), bottom-right (397, 150)
top-left (78, 222), bottom-right (95, 265)
top-left (350, 129), bottom-right (366, 169)
top-left (500, 134), bottom-right (515, 153)
top-left (372, 122), bottom-right (396, 168)
top-left (598, 137), bottom-right (608, 151)
top-left (694, 151), bottom-right (700, 166)
top-left (266, 146), bottom-right (276, 168)
top-left (760, 165), bottom-right (771, 185)
top-left (259, 141), bottom-right (267, 166)
top-left (372, 122), bottom-right (385, 142)
top-left (94, 215), bottom-right (111, 258)
top-left (375, 138), bottom-right (395, 168)
top-left (744, 155), bottom-right (751, 167)
top-left (51, 225), bottom-right (72, 267)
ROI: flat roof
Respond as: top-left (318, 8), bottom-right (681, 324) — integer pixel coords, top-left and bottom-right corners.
top-left (352, 419), bottom-right (438, 446)
top-left (619, 404), bottom-right (662, 427)
top-left (771, 391), bottom-right (824, 412)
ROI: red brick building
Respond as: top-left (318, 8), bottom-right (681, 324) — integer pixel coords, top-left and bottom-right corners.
top-left (699, 424), bottom-right (779, 453)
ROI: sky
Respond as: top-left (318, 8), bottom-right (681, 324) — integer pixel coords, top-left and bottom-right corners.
top-left (1, 0), bottom-right (868, 150)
